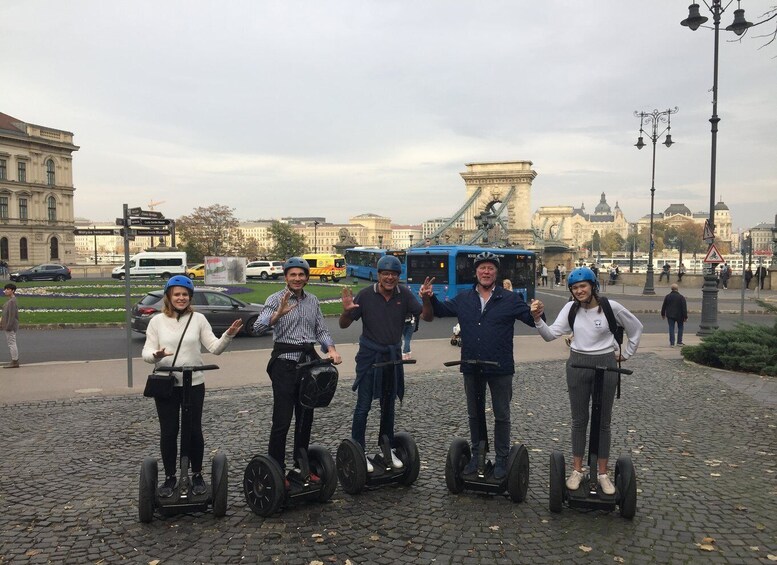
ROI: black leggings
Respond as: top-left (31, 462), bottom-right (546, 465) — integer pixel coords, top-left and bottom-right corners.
top-left (155, 384), bottom-right (205, 477)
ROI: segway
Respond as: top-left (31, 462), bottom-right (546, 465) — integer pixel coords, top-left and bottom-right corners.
top-left (548, 364), bottom-right (636, 519)
top-left (443, 360), bottom-right (530, 503)
top-left (242, 357), bottom-right (339, 517)
top-left (336, 358), bottom-right (420, 494)
top-left (138, 364), bottom-right (228, 523)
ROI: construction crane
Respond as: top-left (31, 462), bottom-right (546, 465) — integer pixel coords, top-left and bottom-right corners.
top-left (148, 200), bottom-right (166, 210)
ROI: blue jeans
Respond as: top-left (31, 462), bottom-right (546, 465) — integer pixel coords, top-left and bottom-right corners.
top-left (668, 318), bottom-right (684, 346)
top-left (352, 366), bottom-right (396, 451)
top-left (402, 323), bottom-right (414, 354)
top-left (463, 373), bottom-right (513, 459)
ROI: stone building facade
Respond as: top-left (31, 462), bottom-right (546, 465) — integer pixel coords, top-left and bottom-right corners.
top-left (0, 112), bottom-right (78, 267)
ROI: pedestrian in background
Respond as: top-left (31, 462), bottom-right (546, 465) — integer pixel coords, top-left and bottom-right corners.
top-left (661, 283), bottom-right (688, 347)
top-left (659, 262), bottom-right (670, 282)
top-left (541, 265), bottom-right (548, 287)
top-left (677, 263), bottom-right (686, 283)
top-left (744, 265), bottom-right (753, 290)
top-left (402, 313), bottom-right (417, 360)
top-left (554, 265), bottom-right (561, 286)
top-left (1, 283), bottom-right (19, 368)
top-left (756, 264), bottom-right (767, 290)
top-left (720, 262), bottom-right (731, 289)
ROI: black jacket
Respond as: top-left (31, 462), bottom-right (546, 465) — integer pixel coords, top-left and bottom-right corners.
top-left (661, 290), bottom-right (687, 321)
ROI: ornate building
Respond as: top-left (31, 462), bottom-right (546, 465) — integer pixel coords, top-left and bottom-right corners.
top-left (532, 193), bottom-right (630, 250)
top-left (634, 200), bottom-right (732, 247)
top-left (0, 112), bottom-right (78, 266)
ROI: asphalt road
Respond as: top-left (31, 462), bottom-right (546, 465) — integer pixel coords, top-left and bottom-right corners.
top-left (17, 288), bottom-right (774, 364)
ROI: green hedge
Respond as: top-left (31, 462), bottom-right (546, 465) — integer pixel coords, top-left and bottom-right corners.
top-left (681, 321), bottom-right (777, 376)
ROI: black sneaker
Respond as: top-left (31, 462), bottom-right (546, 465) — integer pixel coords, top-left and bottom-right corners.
top-left (191, 473), bottom-right (207, 495)
top-left (159, 475), bottom-right (177, 498)
top-left (463, 450), bottom-right (479, 475)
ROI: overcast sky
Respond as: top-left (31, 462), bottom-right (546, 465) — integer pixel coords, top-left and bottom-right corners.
top-left (4, 1), bottom-right (776, 233)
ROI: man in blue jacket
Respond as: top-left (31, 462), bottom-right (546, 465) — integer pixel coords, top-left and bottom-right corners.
top-left (419, 251), bottom-right (539, 479)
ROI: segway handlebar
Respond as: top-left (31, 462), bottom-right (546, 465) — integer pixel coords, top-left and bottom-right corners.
top-left (443, 360), bottom-right (500, 368)
top-left (166, 364), bottom-right (220, 372)
top-left (570, 364), bottom-right (633, 375)
top-left (296, 357), bottom-right (336, 370)
top-left (372, 359), bottom-right (417, 368)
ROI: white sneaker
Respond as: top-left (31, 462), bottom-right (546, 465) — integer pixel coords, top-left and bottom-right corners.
top-left (389, 448), bottom-right (404, 469)
top-left (402, 352), bottom-right (411, 360)
top-left (598, 473), bottom-right (615, 495)
top-left (365, 453), bottom-right (374, 473)
top-left (566, 469), bottom-right (585, 490)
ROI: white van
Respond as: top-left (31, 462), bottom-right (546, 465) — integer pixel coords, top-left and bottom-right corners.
top-left (112, 252), bottom-right (187, 280)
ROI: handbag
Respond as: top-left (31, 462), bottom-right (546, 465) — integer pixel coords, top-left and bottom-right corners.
top-left (298, 363), bottom-right (339, 409)
top-left (143, 313), bottom-right (193, 399)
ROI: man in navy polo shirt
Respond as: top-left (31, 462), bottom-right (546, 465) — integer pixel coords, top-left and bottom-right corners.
top-left (340, 255), bottom-right (431, 472)
top-left (419, 251), bottom-right (539, 480)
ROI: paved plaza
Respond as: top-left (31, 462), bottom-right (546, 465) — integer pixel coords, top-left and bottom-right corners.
top-left (1, 351), bottom-right (775, 564)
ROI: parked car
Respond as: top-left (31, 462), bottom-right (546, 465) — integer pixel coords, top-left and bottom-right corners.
top-left (131, 288), bottom-right (268, 337)
top-left (10, 264), bottom-right (72, 282)
top-left (245, 260), bottom-right (284, 280)
top-left (187, 264), bottom-right (205, 279)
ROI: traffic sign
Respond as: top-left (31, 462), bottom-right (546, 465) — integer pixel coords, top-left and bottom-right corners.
top-left (703, 243), bottom-right (724, 264)
top-left (119, 228), bottom-right (136, 241)
top-left (129, 207), bottom-right (142, 216)
top-left (703, 220), bottom-right (715, 243)
top-left (135, 229), bottom-right (171, 236)
top-left (115, 217), bottom-right (126, 226)
top-left (129, 218), bottom-right (171, 226)
top-left (73, 228), bottom-right (119, 236)
top-left (131, 210), bottom-right (164, 219)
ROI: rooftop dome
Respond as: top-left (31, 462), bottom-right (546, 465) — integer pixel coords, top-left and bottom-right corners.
top-left (594, 193), bottom-right (611, 215)
top-left (714, 200), bottom-right (729, 211)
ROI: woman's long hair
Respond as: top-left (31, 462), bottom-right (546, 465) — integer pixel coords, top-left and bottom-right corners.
top-left (162, 290), bottom-right (194, 318)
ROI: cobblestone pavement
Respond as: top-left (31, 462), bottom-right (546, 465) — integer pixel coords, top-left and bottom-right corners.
top-left (1, 354), bottom-right (775, 564)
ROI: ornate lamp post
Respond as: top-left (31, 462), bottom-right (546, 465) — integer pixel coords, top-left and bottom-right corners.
top-left (408, 234), bottom-right (414, 249)
top-left (378, 234), bottom-right (383, 249)
top-left (634, 107), bottom-right (678, 295)
top-left (681, 0), bottom-right (752, 334)
top-left (313, 220), bottom-right (320, 253)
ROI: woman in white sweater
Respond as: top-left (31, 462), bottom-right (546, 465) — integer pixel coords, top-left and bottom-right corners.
top-left (530, 267), bottom-right (642, 495)
top-left (142, 275), bottom-right (243, 498)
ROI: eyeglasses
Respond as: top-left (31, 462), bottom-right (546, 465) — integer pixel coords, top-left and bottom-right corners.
top-left (379, 272), bottom-right (399, 278)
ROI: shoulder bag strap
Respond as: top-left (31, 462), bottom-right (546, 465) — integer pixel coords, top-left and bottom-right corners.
top-left (156, 313), bottom-right (194, 373)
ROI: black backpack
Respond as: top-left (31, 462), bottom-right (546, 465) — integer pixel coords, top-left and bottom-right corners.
top-left (567, 295), bottom-right (624, 345)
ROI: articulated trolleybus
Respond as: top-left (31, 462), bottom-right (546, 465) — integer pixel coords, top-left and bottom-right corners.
top-left (405, 245), bottom-right (536, 302)
top-left (344, 248), bottom-right (407, 281)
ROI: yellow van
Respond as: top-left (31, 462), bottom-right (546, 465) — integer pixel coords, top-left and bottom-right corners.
top-left (302, 253), bottom-right (346, 282)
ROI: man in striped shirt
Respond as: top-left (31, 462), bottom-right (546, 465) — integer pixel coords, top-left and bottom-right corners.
top-left (254, 257), bottom-right (342, 481)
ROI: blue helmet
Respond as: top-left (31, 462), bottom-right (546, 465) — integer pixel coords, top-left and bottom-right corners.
top-left (376, 255), bottom-right (402, 273)
top-left (474, 251), bottom-right (500, 269)
top-left (567, 267), bottom-right (598, 290)
top-left (165, 275), bottom-right (194, 295)
top-left (283, 257), bottom-right (310, 275)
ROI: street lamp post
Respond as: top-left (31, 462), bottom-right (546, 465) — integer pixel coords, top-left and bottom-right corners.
top-left (634, 107), bottom-right (678, 295)
top-left (378, 235), bottom-right (383, 249)
top-left (681, 0), bottom-right (752, 334)
top-left (408, 234), bottom-right (414, 249)
top-left (313, 221), bottom-right (320, 253)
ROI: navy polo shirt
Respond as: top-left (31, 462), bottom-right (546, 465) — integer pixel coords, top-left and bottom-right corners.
top-left (347, 283), bottom-right (422, 345)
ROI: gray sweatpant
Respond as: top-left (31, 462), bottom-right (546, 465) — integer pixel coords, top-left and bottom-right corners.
top-left (566, 351), bottom-right (618, 460)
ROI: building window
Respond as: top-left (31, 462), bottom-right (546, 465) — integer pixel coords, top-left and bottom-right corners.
top-left (0, 159), bottom-right (6, 180)
top-left (46, 159), bottom-right (55, 186)
top-left (19, 198), bottom-right (27, 220)
top-left (18, 161), bottom-right (26, 183)
top-left (47, 196), bottom-right (57, 221)
top-left (0, 196), bottom-right (7, 219)
top-left (50, 236), bottom-right (59, 260)
top-left (0, 237), bottom-right (7, 261)
top-left (20, 237), bottom-right (28, 261)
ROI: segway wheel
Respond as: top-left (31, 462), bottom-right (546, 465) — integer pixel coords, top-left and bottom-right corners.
top-left (243, 455), bottom-right (285, 517)
top-left (548, 450), bottom-right (565, 513)
top-left (394, 432), bottom-right (420, 487)
top-left (450, 337), bottom-right (458, 346)
top-left (445, 438), bottom-right (470, 494)
top-left (507, 444), bottom-right (530, 503)
top-left (211, 452), bottom-right (228, 518)
top-left (336, 439), bottom-right (367, 494)
top-left (138, 457), bottom-right (158, 523)
top-left (308, 444), bottom-right (337, 503)
top-left (615, 455), bottom-right (637, 519)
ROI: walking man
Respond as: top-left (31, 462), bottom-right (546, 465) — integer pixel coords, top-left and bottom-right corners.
top-left (661, 283), bottom-right (688, 347)
top-left (1, 283), bottom-right (19, 368)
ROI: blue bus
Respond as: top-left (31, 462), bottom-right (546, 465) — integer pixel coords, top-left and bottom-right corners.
top-left (344, 248), bottom-right (407, 281)
top-left (405, 245), bottom-right (536, 302)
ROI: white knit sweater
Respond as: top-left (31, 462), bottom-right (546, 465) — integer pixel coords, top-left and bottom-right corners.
top-left (142, 312), bottom-right (234, 386)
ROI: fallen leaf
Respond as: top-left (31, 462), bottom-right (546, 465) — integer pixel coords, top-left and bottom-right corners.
top-left (370, 535), bottom-right (380, 541)
top-left (697, 544), bottom-right (715, 552)
top-left (702, 537), bottom-right (715, 544)
top-left (710, 473), bottom-right (721, 477)
top-left (749, 547), bottom-right (759, 551)
top-left (767, 555), bottom-right (777, 561)
top-left (489, 525), bottom-right (499, 531)
top-left (614, 557), bottom-right (625, 563)
top-left (327, 531), bottom-right (337, 537)
top-left (735, 505), bottom-right (747, 511)
top-left (309, 561), bottom-right (324, 565)
top-left (579, 545), bottom-right (592, 553)
top-left (311, 534), bottom-right (323, 538)
top-left (756, 523), bottom-right (766, 531)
